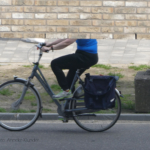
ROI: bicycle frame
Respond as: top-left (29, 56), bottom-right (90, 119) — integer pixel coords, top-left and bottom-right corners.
top-left (25, 49), bottom-right (84, 116)
top-left (15, 45), bottom-right (122, 118)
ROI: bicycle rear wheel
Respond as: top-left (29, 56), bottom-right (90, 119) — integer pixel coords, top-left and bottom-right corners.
top-left (0, 80), bottom-right (40, 131)
top-left (72, 90), bottom-right (121, 132)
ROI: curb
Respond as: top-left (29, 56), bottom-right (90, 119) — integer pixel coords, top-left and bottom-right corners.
top-left (119, 114), bottom-right (150, 121)
top-left (1, 113), bottom-right (150, 121)
top-left (39, 114), bottom-right (150, 121)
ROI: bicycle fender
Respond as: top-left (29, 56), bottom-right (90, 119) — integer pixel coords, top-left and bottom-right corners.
top-left (14, 76), bottom-right (34, 87)
top-left (115, 88), bottom-right (123, 98)
top-left (13, 76), bottom-right (42, 102)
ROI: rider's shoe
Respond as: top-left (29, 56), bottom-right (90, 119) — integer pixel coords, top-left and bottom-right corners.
top-left (52, 89), bottom-right (73, 100)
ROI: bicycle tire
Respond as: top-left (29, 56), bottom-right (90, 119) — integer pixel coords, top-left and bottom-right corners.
top-left (72, 91), bottom-right (121, 132)
top-left (0, 80), bottom-right (41, 131)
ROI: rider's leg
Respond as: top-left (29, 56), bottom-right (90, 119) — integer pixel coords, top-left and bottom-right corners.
top-left (51, 53), bottom-right (85, 99)
top-left (51, 50), bottom-right (98, 99)
top-left (51, 53), bottom-right (81, 91)
top-left (66, 68), bottom-right (86, 93)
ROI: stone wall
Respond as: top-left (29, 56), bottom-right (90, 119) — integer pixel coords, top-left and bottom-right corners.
top-left (1, 0), bottom-right (150, 39)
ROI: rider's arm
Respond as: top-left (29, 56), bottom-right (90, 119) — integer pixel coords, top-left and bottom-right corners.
top-left (45, 39), bottom-right (67, 47)
top-left (48, 39), bottom-right (77, 51)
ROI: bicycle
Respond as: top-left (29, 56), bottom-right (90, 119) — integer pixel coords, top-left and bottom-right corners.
top-left (0, 43), bottom-right (122, 132)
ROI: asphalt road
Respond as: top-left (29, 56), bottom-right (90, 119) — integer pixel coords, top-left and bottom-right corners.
top-left (0, 121), bottom-right (150, 150)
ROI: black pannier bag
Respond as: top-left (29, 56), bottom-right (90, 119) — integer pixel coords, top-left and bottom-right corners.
top-left (84, 73), bottom-right (116, 109)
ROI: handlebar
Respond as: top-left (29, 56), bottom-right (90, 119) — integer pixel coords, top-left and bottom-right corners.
top-left (35, 42), bottom-right (49, 53)
top-left (35, 42), bottom-right (49, 63)
top-left (34, 42), bottom-right (54, 63)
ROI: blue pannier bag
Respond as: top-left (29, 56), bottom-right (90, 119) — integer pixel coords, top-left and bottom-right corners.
top-left (84, 73), bottom-right (116, 109)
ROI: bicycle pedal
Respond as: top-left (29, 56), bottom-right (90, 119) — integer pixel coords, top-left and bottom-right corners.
top-left (58, 116), bottom-right (68, 123)
top-left (58, 116), bottom-right (65, 121)
top-left (58, 116), bottom-right (63, 119)
top-left (62, 120), bottom-right (68, 123)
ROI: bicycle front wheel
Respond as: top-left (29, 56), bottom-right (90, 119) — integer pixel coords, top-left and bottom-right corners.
top-left (72, 91), bottom-right (121, 132)
top-left (0, 80), bottom-right (41, 131)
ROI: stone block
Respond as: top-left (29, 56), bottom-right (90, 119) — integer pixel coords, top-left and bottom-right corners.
top-left (115, 21), bottom-right (137, 26)
top-left (79, 27), bottom-right (100, 32)
top-left (103, 14), bottom-right (124, 20)
top-left (80, 14), bottom-right (102, 19)
top-left (25, 20), bottom-right (46, 25)
top-left (12, 26), bottom-right (33, 32)
top-left (103, 1), bottom-right (124, 7)
top-left (0, 26), bottom-right (11, 31)
top-left (126, 1), bottom-right (147, 7)
top-left (24, 33), bottom-right (45, 38)
top-left (0, 0), bottom-right (11, 5)
top-left (1, 6), bottom-right (23, 12)
top-left (91, 33), bottom-right (113, 39)
top-left (47, 7), bottom-right (68, 12)
top-left (124, 27), bottom-right (146, 33)
top-left (115, 7), bottom-right (136, 13)
top-left (114, 34), bottom-right (135, 39)
top-left (35, 0), bottom-right (56, 6)
top-left (80, 1), bottom-right (102, 6)
top-left (135, 70), bottom-right (150, 112)
top-left (102, 27), bottom-right (123, 33)
top-left (24, 6), bottom-right (46, 12)
top-left (35, 13), bottom-right (57, 19)
top-left (58, 14), bottom-right (79, 19)
top-left (92, 7), bottom-right (113, 13)
top-left (0, 13), bottom-right (11, 18)
top-left (57, 27), bottom-right (78, 33)
top-left (70, 20), bottom-right (91, 26)
top-left (93, 20), bottom-right (114, 26)
top-left (46, 33), bottom-right (67, 39)
top-left (12, 13), bottom-right (34, 18)
top-left (126, 14), bottom-right (147, 20)
top-left (2, 19), bottom-right (24, 25)
top-left (47, 20), bottom-right (69, 25)
top-left (138, 21), bottom-right (150, 27)
top-left (58, 1), bottom-right (79, 6)
top-left (13, 0), bottom-right (34, 5)
top-left (34, 26), bottom-right (55, 32)
top-left (69, 7), bottom-right (90, 13)
top-left (68, 33), bottom-right (90, 39)
top-left (137, 8), bottom-right (150, 14)
top-left (1, 32), bottom-right (23, 38)
top-left (137, 34), bottom-right (150, 40)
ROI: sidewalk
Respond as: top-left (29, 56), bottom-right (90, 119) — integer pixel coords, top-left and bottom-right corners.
top-left (0, 38), bottom-right (150, 65)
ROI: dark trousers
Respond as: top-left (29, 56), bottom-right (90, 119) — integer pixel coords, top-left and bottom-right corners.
top-left (51, 50), bottom-right (98, 92)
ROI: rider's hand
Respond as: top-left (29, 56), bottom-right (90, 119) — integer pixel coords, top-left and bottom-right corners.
top-left (41, 46), bottom-right (51, 52)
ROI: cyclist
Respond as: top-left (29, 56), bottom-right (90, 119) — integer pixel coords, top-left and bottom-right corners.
top-left (40, 39), bottom-right (98, 99)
